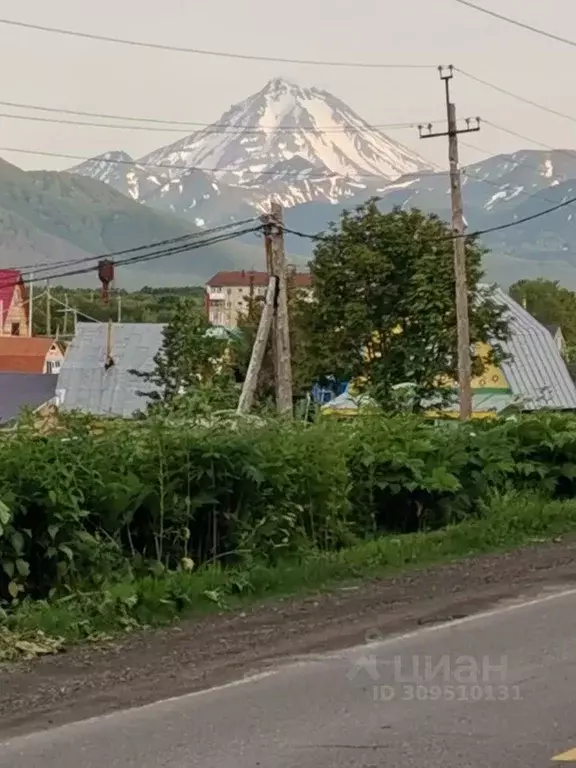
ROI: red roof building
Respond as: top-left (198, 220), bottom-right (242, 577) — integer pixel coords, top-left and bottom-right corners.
top-left (0, 270), bottom-right (30, 337)
top-left (205, 269), bottom-right (313, 328)
top-left (0, 337), bottom-right (64, 374)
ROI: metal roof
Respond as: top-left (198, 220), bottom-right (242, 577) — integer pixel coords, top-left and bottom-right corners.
top-left (56, 323), bottom-right (164, 418)
top-left (322, 287), bottom-right (576, 415)
top-left (0, 373), bottom-right (58, 423)
top-left (56, 322), bottom-right (240, 418)
top-left (487, 286), bottom-right (576, 410)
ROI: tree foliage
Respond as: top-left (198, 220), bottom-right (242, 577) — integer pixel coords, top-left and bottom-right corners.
top-left (298, 201), bottom-right (508, 407)
top-left (509, 278), bottom-right (576, 356)
top-left (132, 298), bottom-right (237, 413)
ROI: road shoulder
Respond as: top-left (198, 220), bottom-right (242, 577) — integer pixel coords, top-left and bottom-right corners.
top-left (1, 536), bottom-right (576, 740)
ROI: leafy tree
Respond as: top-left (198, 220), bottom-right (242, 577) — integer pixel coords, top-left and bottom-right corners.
top-left (299, 201), bottom-right (509, 408)
top-left (509, 278), bottom-right (576, 354)
top-left (132, 298), bottom-right (237, 413)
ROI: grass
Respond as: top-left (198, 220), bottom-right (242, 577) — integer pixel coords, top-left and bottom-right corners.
top-left (4, 491), bottom-right (576, 658)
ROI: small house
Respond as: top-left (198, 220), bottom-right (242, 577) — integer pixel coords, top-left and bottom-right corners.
top-left (0, 269), bottom-right (30, 336)
top-left (0, 336), bottom-right (64, 374)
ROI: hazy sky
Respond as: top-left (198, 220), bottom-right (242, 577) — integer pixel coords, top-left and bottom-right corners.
top-left (0, 0), bottom-right (574, 172)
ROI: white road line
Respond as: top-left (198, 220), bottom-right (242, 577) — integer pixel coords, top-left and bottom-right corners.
top-left (4, 584), bottom-right (576, 747)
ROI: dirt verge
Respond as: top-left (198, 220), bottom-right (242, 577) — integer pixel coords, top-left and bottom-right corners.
top-left (2, 537), bottom-right (576, 739)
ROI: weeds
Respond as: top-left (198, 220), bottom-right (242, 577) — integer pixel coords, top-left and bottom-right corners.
top-left (3, 411), bottom-right (576, 655)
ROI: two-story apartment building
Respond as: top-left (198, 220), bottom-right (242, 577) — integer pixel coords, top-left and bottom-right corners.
top-left (205, 270), bottom-right (313, 328)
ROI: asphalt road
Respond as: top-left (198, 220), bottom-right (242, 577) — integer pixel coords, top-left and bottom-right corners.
top-left (3, 586), bottom-right (576, 767)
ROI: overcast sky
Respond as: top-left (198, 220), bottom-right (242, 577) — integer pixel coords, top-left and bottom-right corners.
top-left (0, 0), bottom-right (574, 172)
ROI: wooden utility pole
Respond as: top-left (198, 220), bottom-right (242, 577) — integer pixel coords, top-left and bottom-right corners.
top-left (28, 272), bottom-right (34, 336)
top-left (237, 276), bottom-right (277, 413)
top-left (238, 203), bottom-right (293, 415)
top-left (62, 294), bottom-right (69, 336)
top-left (45, 281), bottom-right (51, 336)
top-left (269, 201), bottom-right (293, 414)
top-left (419, 65), bottom-right (481, 420)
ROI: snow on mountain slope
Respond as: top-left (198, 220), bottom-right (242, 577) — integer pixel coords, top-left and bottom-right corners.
top-left (68, 151), bottom-right (162, 201)
top-left (139, 78), bottom-right (432, 187)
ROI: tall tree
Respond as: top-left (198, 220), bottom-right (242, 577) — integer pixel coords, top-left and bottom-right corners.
top-left (509, 278), bottom-right (576, 350)
top-left (132, 298), bottom-right (237, 413)
top-left (299, 200), bottom-right (508, 408)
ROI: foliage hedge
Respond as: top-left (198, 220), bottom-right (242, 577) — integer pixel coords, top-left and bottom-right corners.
top-left (2, 412), bottom-right (576, 603)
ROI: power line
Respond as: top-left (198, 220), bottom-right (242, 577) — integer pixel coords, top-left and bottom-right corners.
top-left (0, 109), bottom-right (432, 135)
top-left (484, 120), bottom-right (558, 151)
top-left (0, 17), bottom-right (434, 68)
top-left (10, 217), bottom-right (260, 276)
top-left (0, 99), bottom-right (435, 134)
top-left (2, 225), bottom-right (262, 287)
top-left (456, 69), bottom-right (576, 126)
top-left (0, 145), bottom-right (437, 179)
top-left (282, 189), bottom-right (576, 243)
top-left (459, 139), bottom-right (564, 206)
top-left (453, 0), bottom-right (576, 49)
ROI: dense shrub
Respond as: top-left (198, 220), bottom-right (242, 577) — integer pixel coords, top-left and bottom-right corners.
top-left (2, 412), bottom-right (576, 602)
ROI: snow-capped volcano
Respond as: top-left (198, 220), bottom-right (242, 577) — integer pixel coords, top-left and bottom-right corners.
top-left (141, 78), bottom-right (432, 185)
top-left (70, 78), bottom-right (434, 221)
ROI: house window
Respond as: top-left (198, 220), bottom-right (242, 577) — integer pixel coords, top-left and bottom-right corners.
top-left (11, 322), bottom-right (20, 336)
top-left (46, 360), bottom-right (61, 374)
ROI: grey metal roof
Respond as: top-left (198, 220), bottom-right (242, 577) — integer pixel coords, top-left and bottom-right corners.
top-left (486, 286), bottom-right (576, 410)
top-left (56, 323), bottom-right (164, 418)
top-left (0, 373), bottom-right (58, 423)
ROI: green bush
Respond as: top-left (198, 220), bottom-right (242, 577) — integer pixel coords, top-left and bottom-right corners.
top-left (2, 411), bottom-right (576, 604)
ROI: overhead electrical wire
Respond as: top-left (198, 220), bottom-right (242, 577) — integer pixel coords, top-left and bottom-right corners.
top-left (282, 189), bottom-right (576, 244)
top-left (2, 224), bottom-right (262, 287)
top-left (0, 17), bottom-right (434, 69)
top-left (456, 69), bottom-right (576, 126)
top-left (0, 145), bottom-right (442, 179)
top-left (9, 217), bottom-right (260, 277)
top-left (459, 139), bottom-right (564, 207)
top-left (0, 109), bottom-right (432, 135)
top-left (453, 0), bottom-right (576, 49)
top-left (0, 100), bottom-right (435, 134)
top-left (484, 120), bottom-right (559, 151)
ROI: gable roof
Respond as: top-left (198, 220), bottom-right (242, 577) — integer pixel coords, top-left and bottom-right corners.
top-left (543, 323), bottom-right (562, 336)
top-left (57, 322), bottom-right (241, 418)
top-left (207, 270), bottom-right (313, 289)
top-left (0, 269), bottom-right (25, 326)
top-left (0, 373), bottom-right (58, 423)
top-left (56, 323), bottom-right (164, 418)
top-left (488, 286), bottom-right (576, 410)
top-left (0, 336), bottom-right (60, 373)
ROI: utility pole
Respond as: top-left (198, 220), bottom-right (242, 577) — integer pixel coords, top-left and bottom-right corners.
top-left (46, 281), bottom-right (51, 336)
top-left (62, 294), bottom-right (69, 337)
top-left (28, 273), bottom-right (34, 336)
top-left (237, 276), bottom-right (277, 414)
top-left (269, 201), bottom-right (293, 415)
top-left (418, 65), bottom-right (481, 420)
top-left (117, 294), bottom-right (122, 323)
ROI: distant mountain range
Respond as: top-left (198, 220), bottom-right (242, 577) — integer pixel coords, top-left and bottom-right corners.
top-left (1, 78), bottom-right (576, 288)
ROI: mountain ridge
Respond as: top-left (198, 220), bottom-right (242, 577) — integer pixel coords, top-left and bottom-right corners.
top-left (16, 79), bottom-right (576, 289)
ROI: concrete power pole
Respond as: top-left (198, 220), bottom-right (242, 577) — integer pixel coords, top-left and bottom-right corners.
top-left (419, 65), bottom-right (480, 420)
